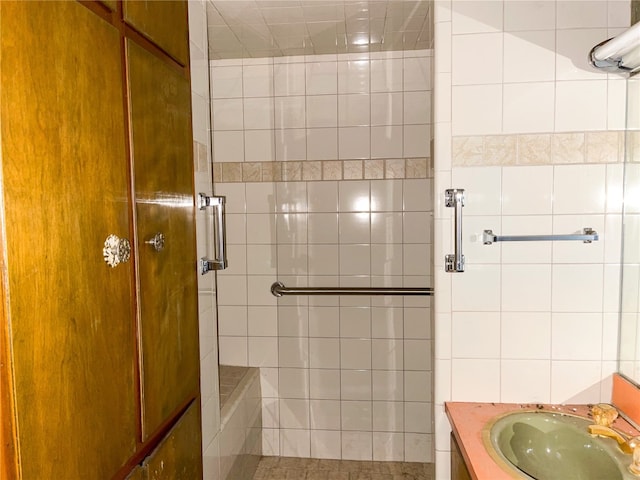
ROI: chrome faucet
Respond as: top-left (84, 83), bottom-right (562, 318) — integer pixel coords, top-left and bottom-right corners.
top-left (588, 404), bottom-right (640, 475)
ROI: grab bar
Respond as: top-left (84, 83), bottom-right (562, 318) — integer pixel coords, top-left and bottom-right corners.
top-left (198, 193), bottom-right (228, 273)
top-left (483, 228), bottom-right (599, 245)
top-left (445, 189), bottom-right (465, 272)
top-left (270, 282), bottom-right (434, 297)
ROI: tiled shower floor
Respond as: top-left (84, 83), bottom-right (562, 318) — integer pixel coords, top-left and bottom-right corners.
top-left (252, 456), bottom-right (435, 480)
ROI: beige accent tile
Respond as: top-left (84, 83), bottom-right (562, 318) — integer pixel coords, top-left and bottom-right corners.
top-left (282, 161), bottom-right (302, 181)
top-left (364, 159), bottom-right (385, 179)
top-left (517, 134), bottom-right (551, 165)
top-left (629, 131), bottom-right (640, 163)
top-left (243, 162), bottom-right (262, 182)
top-left (406, 158), bottom-right (428, 178)
top-left (303, 161), bottom-right (323, 181)
top-left (551, 132), bottom-right (585, 164)
top-left (344, 160), bottom-right (364, 180)
top-left (323, 160), bottom-right (343, 180)
top-left (485, 135), bottom-right (517, 165)
top-left (222, 162), bottom-right (242, 182)
top-left (385, 159), bottom-right (405, 178)
top-left (452, 136), bottom-right (483, 166)
top-left (262, 162), bottom-right (282, 182)
top-left (586, 131), bottom-right (622, 163)
top-left (212, 162), bottom-right (222, 183)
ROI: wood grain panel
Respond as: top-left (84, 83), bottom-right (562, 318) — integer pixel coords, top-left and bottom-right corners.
top-left (126, 40), bottom-right (199, 440)
top-left (0, 2), bottom-right (137, 478)
top-left (125, 464), bottom-right (147, 480)
top-left (145, 403), bottom-right (203, 480)
top-left (123, 0), bottom-right (189, 66)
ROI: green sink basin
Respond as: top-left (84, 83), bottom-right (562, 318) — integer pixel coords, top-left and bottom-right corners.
top-left (486, 411), bottom-right (636, 480)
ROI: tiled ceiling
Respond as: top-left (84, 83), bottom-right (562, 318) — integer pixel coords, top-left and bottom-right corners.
top-left (206, 1), bottom-right (432, 59)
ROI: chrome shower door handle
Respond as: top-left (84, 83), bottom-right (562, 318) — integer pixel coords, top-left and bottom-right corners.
top-left (198, 193), bottom-right (228, 274)
top-left (445, 188), bottom-right (465, 273)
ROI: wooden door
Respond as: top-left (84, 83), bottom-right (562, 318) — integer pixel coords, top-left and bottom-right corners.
top-left (0, 2), bottom-right (137, 478)
top-left (144, 403), bottom-right (203, 480)
top-left (123, 0), bottom-right (189, 65)
top-left (126, 40), bottom-right (200, 440)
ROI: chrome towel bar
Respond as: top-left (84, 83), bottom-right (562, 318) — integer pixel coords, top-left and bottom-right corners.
top-left (270, 282), bottom-right (434, 297)
top-left (445, 189), bottom-right (465, 273)
top-left (483, 228), bottom-right (599, 245)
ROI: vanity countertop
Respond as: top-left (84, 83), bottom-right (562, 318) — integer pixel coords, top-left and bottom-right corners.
top-left (445, 401), bottom-right (640, 480)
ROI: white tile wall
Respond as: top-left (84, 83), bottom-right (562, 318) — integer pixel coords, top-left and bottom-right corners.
top-left (217, 174), bottom-right (434, 462)
top-left (210, 51), bottom-right (432, 164)
top-left (434, 2), bottom-right (629, 480)
top-left (189, 1), bottom-right (221, 479)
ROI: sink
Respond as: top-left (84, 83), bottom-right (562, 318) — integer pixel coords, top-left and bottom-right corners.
top-left (485, 411), bottom-right (637, 480)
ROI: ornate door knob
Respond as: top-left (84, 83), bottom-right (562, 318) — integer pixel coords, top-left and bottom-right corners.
top-left (103, 234), bottom-right (131, 268)
top-left (145, 232), bottom-right (165, 252)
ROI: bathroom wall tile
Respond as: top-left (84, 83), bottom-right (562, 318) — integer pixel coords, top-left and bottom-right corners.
top-left (451, 312), bottom-right (500, 358)
top-left (555, 29), bottom-right (606, 81)
top-left (219, 336), bottom-right (248, 366)
top-left (340, 338), bottom-right (372, 370)
top-left (501, 312), bottom-right (551, 360)
top-left (451, 0), bottom-right (502, 34)
top-left (373, 401), bottom-right (404, 432)
top-left (274, 62), bottom-right (305, 96)
top-left (279, 368), bottom-right (310, 399)
top-left (371, 58), bottom-right (403, 92)
top-left (309, 369), bottom-right (341, 400)
top-left (302, 161), bottom-right (322, 181)
top-left (341, 400), bottom-right (372, 431)
top-left (211, 65), bottom-right (243, 98)
top-left (405, 402), bottom-right (432, 433)
top-left (517, 134), bottom-right (551, 165)
top-left (339, 126), bottom-right (371, 159)
top-left (555, 80), bottom-right (608, 132)
top-left (553, 164), bottom-right (606, 214)
top-left (340, 307), bottom-right (371, 338)
top-left (342, 431), bottom-right (373, 461)
top-left (503, 31), bottom-right (555, 83)
top-left (452, 33), bottom-right (503, 85)
top-left (504, 1), bottom-right (555, 31)
top-left (404, 56), bottom-right (431, 91)
top-left (280, 428), bottom-right (311, 457)
top-left (248, 306), bottom-right (278, 337)
top-left (306, 128), bottom-right (338, 161)
top-left (501, 264), bottom-right (552, 312)
top-left (249, 337), bottom-right (279, 367)
top-left (373, 432), bottom-right (404, 461)
top-left (212, 98), bottom-right (244, 130)
top-left (338, 59), bottom-right (370, 94)
top-left (278, 305), bottom-right (309, 336)
top-left (404, 125), bottom-right (431, 157)
top-left (372, 307), bottom-right (404, 339)
top-left (557, 1), bottom-right (607, 29)
top-left (218, 306), bottom-right (248, 336)
top-left (371, 92), bottom-right (403, 126)
top-left (452, 264), bottom-right (500, 311)
top-left (502, 166), bottom-right (553, 215)
top-left (552, 313), bottom-right (603, 361)
top-left (405, 433), bottom-right (432, 463)
top-left (372, 339), bottom-right (403, 370)
top-left (372, 370), bottom-right (404, 401)
top-left (501, 360), bottom-right (551, 403)
top-left (587, 131), bottom-right (623, 164)
top-left (243, 64), bottom-right (274, 97)
top-left (371, 126), bottom-right (403, 159)
top-left (551, 264), bottom-right (604, 313)
top-left (338, 94), bottom-right (370, 127)
top-left (279, 337), bottom-right (309, 368)
top-left (550, 360), bottom-right (603, 404)
top-left (451, 359), bottom-right (500, 402)
top-left (306, 61), bottom-right (338, 95)
top-left (341, 370), bottom-right (372, 401)
top-left (275, 129), bottom-right (307, 161)
top-left (339, 180), bottom-right (370, 212)
top-left (311, 430), bottom-right (342, 459)
top-left (213, 130), bottom-right (244, 162)
top-left (243, 97), bottom-right (274, 130)
top-left (310, 400), bottom-right (341, 430)
top-left (405, 340), bottom-right (432, 371)
top-left (502, 82), bottom-right (555, 134)
top-left (306, 95), bottom-right (338, 128)
top-left (404, 91), bottom-right (431, 125)
top-left (275, 96), bottom-right (306, 129)
top-left (404, 371), bottom-right (432, 402)
top-left (245, 130), bottom-right (275, 162)
top-left (451, 166), bottom-right (501, 216)
top-left (308, 245), bottom-right (339, 276)
top-left (452, 84), bottom-right (502, 136)
top-left (372, 179), bottom-right (403, 212)
top-left (308, 181), bottom-right (338, 212)
top-left (309, 338), bottom-right (340, 369)
top-left (344, 160), bottom-right (364, 180)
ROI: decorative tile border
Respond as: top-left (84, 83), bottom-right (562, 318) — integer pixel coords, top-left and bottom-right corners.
top-left (212, 157), bottom-right (432, 183)
top-left (452, 131), bottom-right (626, 166)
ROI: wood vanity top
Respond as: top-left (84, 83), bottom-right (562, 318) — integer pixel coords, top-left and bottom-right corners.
top-left (445, 402), bottom-right (640, 480)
